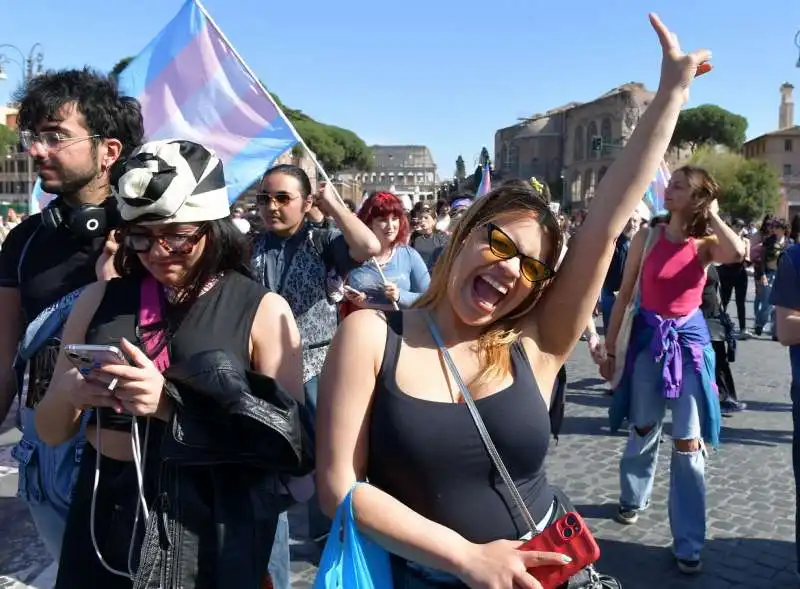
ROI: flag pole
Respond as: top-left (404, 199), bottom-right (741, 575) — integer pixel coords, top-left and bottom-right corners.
top-left (193, 0), bottom-right (344, 203)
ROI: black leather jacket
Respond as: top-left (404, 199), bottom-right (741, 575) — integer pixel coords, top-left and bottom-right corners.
top-left (133, 350), bottom-right (313, 589)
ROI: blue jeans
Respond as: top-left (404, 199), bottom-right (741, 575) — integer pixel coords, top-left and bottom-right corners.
top-left (12, 406), bottom-right (85, 559)
top-left (267, 375), bottom-right (331, 589)
top-left (755, 269), bottom-right (777, 330)
top-left (618, 349), bottom-right (707, 561)
top-left (600, 288), bottom-right (617, 332)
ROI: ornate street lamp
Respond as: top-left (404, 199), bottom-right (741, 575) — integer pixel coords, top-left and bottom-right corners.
top-left (0, 43), bottom-right (45, 86)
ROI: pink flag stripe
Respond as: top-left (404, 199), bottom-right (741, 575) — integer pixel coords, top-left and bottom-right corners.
top-left (149, 76), bottom-right (279, 163)
top-left (138, 20), bottom-right (231, 139)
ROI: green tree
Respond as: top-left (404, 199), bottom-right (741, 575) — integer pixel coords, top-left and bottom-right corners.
top-left (0, 124), bottom-right (17, 157)
top-left (671, 104), bottom-right (748, 152)
top-left (455, 155), bottom-right (466, 180)
top-left (479, 146), bottom-right (490, 167)
top-left (690, 145), bottom-right (780, 219)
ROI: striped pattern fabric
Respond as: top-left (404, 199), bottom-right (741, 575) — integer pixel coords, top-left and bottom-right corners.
top-left (475, 163), bottom-right (491, 198)
top-left (117, 0), bottom-right (298, 202)
top-left (643, 159), bottom-right (670, 217)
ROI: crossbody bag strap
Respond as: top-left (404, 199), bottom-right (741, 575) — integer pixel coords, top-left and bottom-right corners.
top-left (631, 225), bottom-right (661, 307)
top-left (423, 310), bottom-right (541, 536)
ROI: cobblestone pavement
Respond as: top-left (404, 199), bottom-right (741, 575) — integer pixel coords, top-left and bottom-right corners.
top-left (0, 303), bottom-right (796, 588)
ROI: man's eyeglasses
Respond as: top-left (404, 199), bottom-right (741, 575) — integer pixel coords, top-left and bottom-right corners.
top-left (123, 230), bottom-right (205, 255)
top-left (19, 130), bottom-right (100, 151)
top-left (486, 223), bottom-right (554, 283)
top-left (256, 192), bottom-right (299, 207)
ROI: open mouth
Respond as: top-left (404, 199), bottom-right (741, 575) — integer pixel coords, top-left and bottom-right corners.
top-left (471, 275), bottom-right (510, 312)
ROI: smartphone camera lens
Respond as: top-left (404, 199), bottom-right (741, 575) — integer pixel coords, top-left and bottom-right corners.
top-left (565, 514), bottom-right (578, 526)
top-left (563, 527), bottom-right (573, 539)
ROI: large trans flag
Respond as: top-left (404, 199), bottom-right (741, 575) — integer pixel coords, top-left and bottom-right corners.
top-left (116, 0), bottom-right (299, 202)
top-left (643, 159), bottom-right (670, 218)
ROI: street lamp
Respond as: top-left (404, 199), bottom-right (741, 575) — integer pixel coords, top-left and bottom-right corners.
top-left (0, 43), bottom-right (45, 88)
top-left (796, 30), bottom-right (800, 68)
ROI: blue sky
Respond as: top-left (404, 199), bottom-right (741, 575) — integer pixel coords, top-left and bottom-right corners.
top-left (1, 0), bottom-right (798, 178)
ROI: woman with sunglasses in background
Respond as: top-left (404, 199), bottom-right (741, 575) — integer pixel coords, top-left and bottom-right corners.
top-left (34, 140), bottom-right (305, 588)
top-left (316, 14), bottom-right (711, 588)
top-left (250, 164), bottom-right (379, 589)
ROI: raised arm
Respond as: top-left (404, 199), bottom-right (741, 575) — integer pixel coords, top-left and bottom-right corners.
top-left (702, 201), bottom-right (746, 264)
top-left (528, 14), bottom-right (711, 361)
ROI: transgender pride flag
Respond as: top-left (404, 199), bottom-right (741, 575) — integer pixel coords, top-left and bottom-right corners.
top-left (475, 163), bottom-right (491, 198)
top-left (643, 159), bottom-right (670, 217)
top-left (116, 0), bottom-right (299, 202)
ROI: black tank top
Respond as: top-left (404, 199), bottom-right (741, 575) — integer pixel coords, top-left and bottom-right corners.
top-left (367, 312), bottom-right (552, 544)
top-left (86, 271), bottom-right (267, 431)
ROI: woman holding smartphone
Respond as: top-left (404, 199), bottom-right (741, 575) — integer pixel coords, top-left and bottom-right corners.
top-left (34, 140), bottom-right (304, 588)
top-left (315, 15), bottom-right (711, 588)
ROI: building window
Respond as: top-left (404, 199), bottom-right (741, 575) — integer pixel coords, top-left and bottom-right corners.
top-left (586, 121), bottom-right (599, 159)
top-left (598, 166), bottom-right (608, 183)
top-left (571, 171), bottom-right (582, 202)
top-left (600, 118), bottom-right (612, 156)
top-left (573, 126), bottom-right (584, 162)
top-left (786, 139), bottom-right (793, 152)
top-left (784, 164), bottom-right (793, 177)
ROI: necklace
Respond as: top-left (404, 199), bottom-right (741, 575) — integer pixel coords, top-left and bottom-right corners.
top-left (375, 248), bottom-right (394, 265)
top-left (164, 273), bottom-right (223, 305)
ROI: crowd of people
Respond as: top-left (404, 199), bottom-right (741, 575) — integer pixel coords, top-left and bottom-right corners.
top-left (1, 12), bottom-right (800, 589)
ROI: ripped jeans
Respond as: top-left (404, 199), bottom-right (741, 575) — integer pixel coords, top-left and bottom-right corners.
top-left (618, 348), bottom-right (707, 562)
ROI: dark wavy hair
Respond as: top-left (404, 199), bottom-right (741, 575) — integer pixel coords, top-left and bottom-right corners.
top-left (261, 164), bottom-right (313, 199)
top-left (358, 192), bottom-right (411, 245)
top-left (19, 67), bottom-right (144, 164)
top-left (113, 217), bottom-right (252, 308)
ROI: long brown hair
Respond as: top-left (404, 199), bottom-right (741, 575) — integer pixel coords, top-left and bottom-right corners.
top-left (669, 165), bottom-right (719, 238)
top-left (414, 180), bottom-right (563, 386)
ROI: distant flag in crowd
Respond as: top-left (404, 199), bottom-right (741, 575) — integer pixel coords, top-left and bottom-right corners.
top-left (116, 0), bottom-right (299, 202)
top-left (475, 163), bottom-right (491, 198)
top-left (643, 159), bottom-right (670, 217)
top-left (28, 178), bottom-right (55, 214)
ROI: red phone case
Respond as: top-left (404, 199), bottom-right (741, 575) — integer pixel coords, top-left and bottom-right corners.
top-left (518, 511), bottom-right (601, 589)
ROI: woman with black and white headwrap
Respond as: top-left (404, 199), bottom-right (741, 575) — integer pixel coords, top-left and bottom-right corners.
top-left (35, 139), bottom-right (309, 588)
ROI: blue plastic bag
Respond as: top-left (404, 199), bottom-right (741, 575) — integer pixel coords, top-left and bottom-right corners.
top-left (313, 484), bottom-right (394, 589)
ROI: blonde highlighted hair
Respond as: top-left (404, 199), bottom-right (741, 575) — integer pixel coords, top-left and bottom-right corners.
top-left (414, 180), bottom-right (563, 386)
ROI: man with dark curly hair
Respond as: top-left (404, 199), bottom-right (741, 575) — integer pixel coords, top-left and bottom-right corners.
top-left (0, 67), bottom-right (143, 559)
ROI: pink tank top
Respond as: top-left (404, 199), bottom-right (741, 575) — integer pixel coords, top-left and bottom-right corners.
top-left (639, 232), bottom-right (706, 318)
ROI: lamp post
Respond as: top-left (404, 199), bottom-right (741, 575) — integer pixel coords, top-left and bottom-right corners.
top-left (796, 30), bottom-right (800, 68)
top-left (0, 43), bottom-right (44, 88)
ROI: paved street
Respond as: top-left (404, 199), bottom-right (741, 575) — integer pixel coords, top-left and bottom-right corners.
top-left (0, 303), bottom-right (796, 588)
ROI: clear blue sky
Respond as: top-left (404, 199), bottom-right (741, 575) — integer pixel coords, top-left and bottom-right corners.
top-left (1, 0), bottom-right (798, 178)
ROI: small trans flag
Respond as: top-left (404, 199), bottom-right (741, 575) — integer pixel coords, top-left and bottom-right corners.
top-left (116, 0), bottom-right (299, 202)
top-left (643, 160), bottom-right (670, 217)
top-left (475, 163), bottom-right (491, 198)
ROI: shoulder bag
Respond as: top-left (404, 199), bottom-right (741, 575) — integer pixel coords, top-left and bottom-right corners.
top-left (611, 226), bottom-right (661, 389)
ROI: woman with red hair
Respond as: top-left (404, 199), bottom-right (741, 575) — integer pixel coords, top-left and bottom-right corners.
top-left (343, 192), bottom-right (430, 311)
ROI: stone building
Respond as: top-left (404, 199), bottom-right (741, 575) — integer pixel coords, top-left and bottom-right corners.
top-left (0, 106), bottom-right (34, 213)
top-left (494, 82), bottom-right (656, 210)
top-left (742, 83), bottom-right (800, 219)
top-left (345, 145), bottom-right (439, 206)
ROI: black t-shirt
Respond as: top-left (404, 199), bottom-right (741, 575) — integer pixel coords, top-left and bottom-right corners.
top-left (0, 201), bottom-right (114, 324)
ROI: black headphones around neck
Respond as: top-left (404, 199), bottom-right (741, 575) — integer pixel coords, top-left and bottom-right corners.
top-left (41, 198), bottom-right (117, 240)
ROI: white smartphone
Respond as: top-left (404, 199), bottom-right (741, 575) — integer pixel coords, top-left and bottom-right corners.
top-left (63, 344), bottom-right (129, 387)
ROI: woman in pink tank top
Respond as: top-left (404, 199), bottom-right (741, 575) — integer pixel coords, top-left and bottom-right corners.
top-left (602, 166), bottom-right (744, 574)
